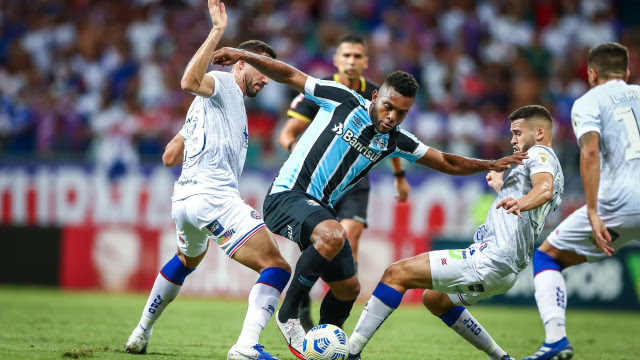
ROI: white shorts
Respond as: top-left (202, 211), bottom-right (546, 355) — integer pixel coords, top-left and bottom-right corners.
top-left (429, 242), bottom-right (517, 306)
top-left (547, 205), bottom-right (640, 262)
top-left (171, 193), bottom-right (266, 258)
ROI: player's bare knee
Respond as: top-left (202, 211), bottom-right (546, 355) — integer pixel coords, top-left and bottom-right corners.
top-left (381, 261), bottom-right (408, 287)
top-left (313, 226), bottom-right (347, 259)
top-left (421, 290), bottom-right (450, 317)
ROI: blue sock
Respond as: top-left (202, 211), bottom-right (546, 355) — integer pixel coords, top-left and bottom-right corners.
top-left (257, 267), bottom-right (290, 292)
top-left (160, 255), bottom-right (195, 285)
top-left (533, 249), bottom-right (563, 276)
top-left (372, 282), bottom-right (403, 309)
top-left (439, 305), bottom-right (466, 327)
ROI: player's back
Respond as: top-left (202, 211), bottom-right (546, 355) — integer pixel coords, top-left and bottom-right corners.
top-left (173, 71), bottom-right (248, 201)
top-left (572, 80), bottom-right (640, 215)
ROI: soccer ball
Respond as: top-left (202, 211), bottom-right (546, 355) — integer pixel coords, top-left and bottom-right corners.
top-left (303, 324), bottom-right (350, 360)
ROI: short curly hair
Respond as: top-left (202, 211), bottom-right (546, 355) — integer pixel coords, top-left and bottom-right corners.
top-left (382, 71), bottom-right (419, 98)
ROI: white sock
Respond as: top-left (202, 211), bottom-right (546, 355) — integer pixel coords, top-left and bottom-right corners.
top-left (134, 273), bottom-right (182, 339)
top-left (448, 308), bottom-right (507, 360)
top-left (236, 282), bottom-right (281, 347)
top-left (350, 296), bottom-right (395, 354)
top-left (534, 270), bottom-right (567, 343)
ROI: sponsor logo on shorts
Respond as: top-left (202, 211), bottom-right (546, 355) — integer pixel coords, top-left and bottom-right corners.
top-left (206, 220), bottom-right (225, 237)
top-left (251, 210), bottom-right (262, 219)
top-left (306, 199), bottom-right (319, 206)
top-left (222, 229), bottom-right (236, 242)
top-left (441, 258), bottom-right (447, 266)
top-left (461, 250), bottom-right (467, 259)
top-left (468, 284), bottom-right (485, 292)
top-left (286, 225), bottom-right (293, 240)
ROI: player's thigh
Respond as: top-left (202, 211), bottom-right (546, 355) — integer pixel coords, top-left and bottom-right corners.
top-left (232, 227), bottom-right (289, 273)
top-left (547, 205), bottom-right (640, 262)
top-left (171, 197), bottom-right (211, 259)
top-left (383, 252), bottom-right (434, 289)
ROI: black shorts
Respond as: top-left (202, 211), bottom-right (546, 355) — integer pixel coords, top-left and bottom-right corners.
top-left (333, 173), bottom-right (370, 226)
top-left (263, 189), bottom-right (357, 282)
top-left (264, 190), bottom-right (337, 251)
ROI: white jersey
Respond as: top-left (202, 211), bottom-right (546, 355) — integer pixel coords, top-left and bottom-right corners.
top-left (475, 146), bottom-right (564, 272)
top-left (572, 79), bottom-right (640, 215)
top-left (173, 71), bottom-right (248, 201)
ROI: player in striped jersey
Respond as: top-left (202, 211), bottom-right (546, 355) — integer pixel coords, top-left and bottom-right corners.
top-left (212, 47), bottom-right (527, 360)
top-left (278, 35), bottom-right (410, 331)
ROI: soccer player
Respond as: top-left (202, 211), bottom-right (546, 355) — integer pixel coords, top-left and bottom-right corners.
top-left (347, 105), bottom-right (564, 360)
top-left (212, 47), bottom-right (528, 360)
top-left (278, 35), bottom-right (410, 331)
top-left (124, 2), bottom-right (291, 360)
top-left (523, 43), bottom-right (640, 360)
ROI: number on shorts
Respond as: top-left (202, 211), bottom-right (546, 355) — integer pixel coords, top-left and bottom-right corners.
top-left (614, 106), bottom-right (640, 161)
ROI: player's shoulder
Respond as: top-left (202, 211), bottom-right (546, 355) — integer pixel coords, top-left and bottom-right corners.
top-left (526, 145), bottom-right (559, 165)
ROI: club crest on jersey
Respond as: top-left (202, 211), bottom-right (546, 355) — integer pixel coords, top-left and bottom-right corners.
top-left (332, 123), bottom-right (344, 135)
top-left (206, 220), bottom-right (225, 237)
top-left (342, 128), bottom-right (381, 162)
top-left (371, 134), bottom-right (388, 151)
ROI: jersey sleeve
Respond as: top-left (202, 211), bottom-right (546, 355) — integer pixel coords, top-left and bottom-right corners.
top-left (205, 71), bottom-right (226, 99)
top-left (304, 76), bottom-right (358, 112)
top-left (286, 93), bottom-right (320, 123)
top-left (391, 129), bottom-right (430, 162)
top-left (571, 91), bottom-right (601, 141)
top-left (526, 146), bottom-right (556, 176)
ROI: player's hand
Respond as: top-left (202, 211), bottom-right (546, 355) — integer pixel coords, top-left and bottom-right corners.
top-left (212, 47), bottom-right (243, 66)
top-left (490, 152), bottom-right (528, 171)
top-left (208, 0), bottom-right (227, 31)
top-left (588, 211), bottom-right (614, 256)
top-left (496, 197), bottom-right (522, 218)
top-left (394, 176), bottom-right (410, 202)
top-left (486, 171), bottom-right (504, 193)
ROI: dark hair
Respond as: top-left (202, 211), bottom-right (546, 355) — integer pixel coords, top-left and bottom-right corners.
top-left (508, 105), bottom-right (553, 124)
top-left (238, 40), bottom-right (277, 59)
top-left (338, 35), bottom-right (366, 48)
top-left (382, 71), bottom-right (419, 98)
top-left (587, 42), bottom-right (628, 80)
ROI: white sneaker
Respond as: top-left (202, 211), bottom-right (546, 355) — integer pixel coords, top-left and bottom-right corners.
top-left (124, 326), bottom-right (150, 354)
top-left (275, 310), bottom-right (306, 360)
top-left (227, 344), bottom-right (280, 360)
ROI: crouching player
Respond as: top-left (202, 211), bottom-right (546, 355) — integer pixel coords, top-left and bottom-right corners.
top-left (348, 105), bottom-right (564, 360)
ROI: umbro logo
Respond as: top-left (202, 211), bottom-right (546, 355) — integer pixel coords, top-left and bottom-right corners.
top-left (332, 123), bottom-right (344, 135)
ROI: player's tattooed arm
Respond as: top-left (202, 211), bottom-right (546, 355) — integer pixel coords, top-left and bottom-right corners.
top-left (181, 0), bottom-right (227, 97)
top-left (496, 172), bottom-right (553, 218)
top-left (212, 48), bottom-right (308, 93)
top-left (163, 133), bottom-right (185, 167)
top-left (416, 148), bottom-right (528, 175)
top-left (579, 131), bottom-right (614, 255)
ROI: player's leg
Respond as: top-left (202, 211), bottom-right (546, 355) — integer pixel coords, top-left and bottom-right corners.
top-left (125, 198), bottom-right (206, 354)
top-left (318, 239), bottom-right (360, 328)
top-left (422, 290), bottom-right (513, 360)
top-left (349, 252), bottom-right (432, 357)
top-left (227, 227), bottom-right (291, 360)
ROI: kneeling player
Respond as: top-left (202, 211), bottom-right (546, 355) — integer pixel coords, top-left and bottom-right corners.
top-left (348, 106), bottom-right (564, 360)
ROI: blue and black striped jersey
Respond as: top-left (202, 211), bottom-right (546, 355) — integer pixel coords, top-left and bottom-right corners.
top-left (271, 77), bottom-right (429, 206)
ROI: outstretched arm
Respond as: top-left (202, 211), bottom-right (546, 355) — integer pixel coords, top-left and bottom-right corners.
top-left (163, 133), bottom-right (185, 167)
top-left (495, 172), bottom-right (553, 218)
top-left (579, 131), bottom-right (613, 255)
top-left (180, 0), bottom-right (227, 97)
top-left (212, 48), bottom-right (308, 93)
top-left (415, 148), bottom-right (527, 175)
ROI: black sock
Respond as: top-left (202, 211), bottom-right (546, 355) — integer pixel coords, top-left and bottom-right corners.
top-left (318, 290), bottom-right (356, 328)
top-left (278, 246), bottom-right (329, 322)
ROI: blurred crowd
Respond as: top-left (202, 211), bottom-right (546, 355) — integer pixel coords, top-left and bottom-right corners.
top-left (1, 0), bottom-right (639, 175)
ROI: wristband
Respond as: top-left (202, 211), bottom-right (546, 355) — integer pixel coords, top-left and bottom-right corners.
top-left (393, 170), bottom-right (405, 178)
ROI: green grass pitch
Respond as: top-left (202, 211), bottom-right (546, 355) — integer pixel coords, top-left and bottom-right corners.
top-left (1, 287), bottom-right (639, 359)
